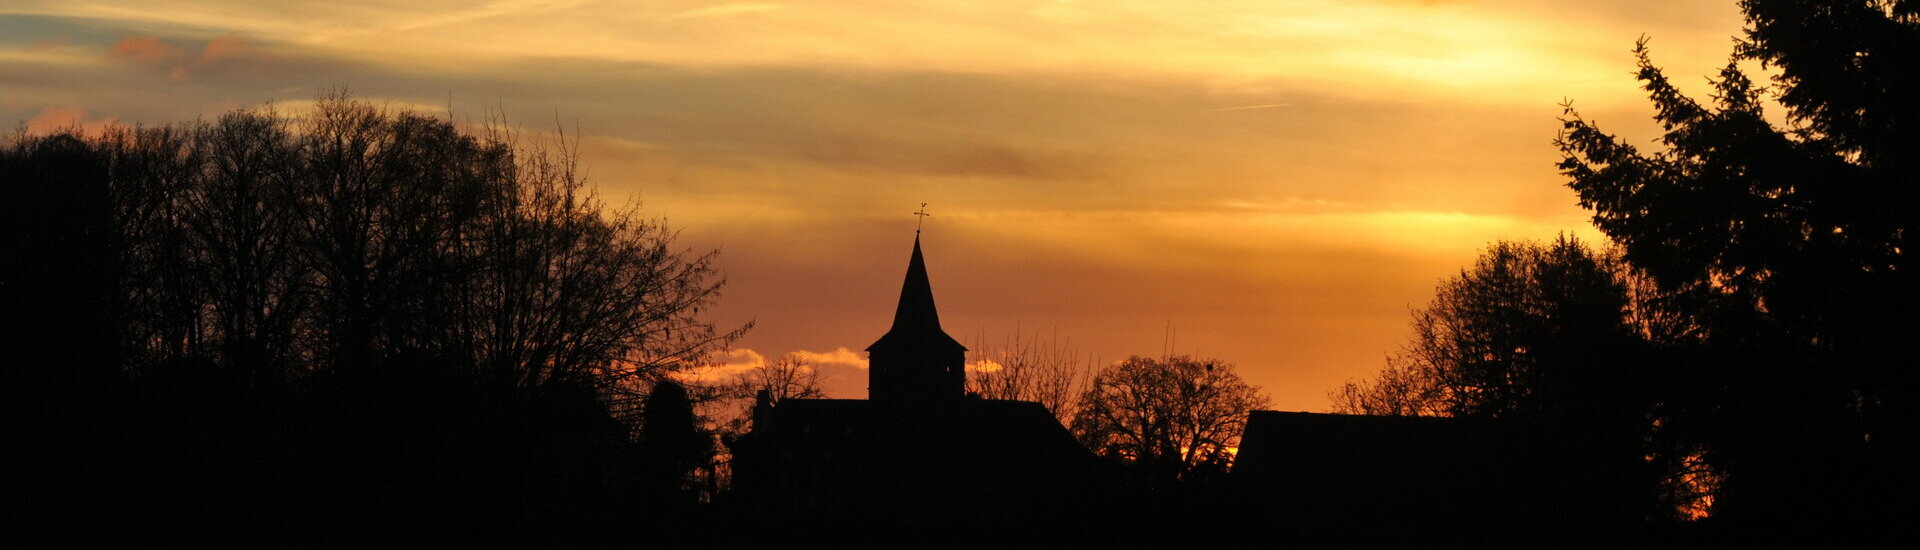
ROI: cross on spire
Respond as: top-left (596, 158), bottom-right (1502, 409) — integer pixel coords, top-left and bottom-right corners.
top-left (913, 202), bottom-right (931, 233)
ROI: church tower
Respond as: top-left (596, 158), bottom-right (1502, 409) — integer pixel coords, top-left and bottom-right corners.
top-left (866, 233), bottom-right (967, 403)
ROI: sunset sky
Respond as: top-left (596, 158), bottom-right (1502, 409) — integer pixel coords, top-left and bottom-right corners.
top-left (2, 1), bottom-right (1755, 409)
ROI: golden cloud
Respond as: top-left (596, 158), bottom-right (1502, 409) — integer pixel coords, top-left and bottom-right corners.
top-left (198, 33), bottom-right (256, 63)
top-left (786, 347), bottom-right (869, 370)
top-left (108, 35), bottom-right (183, 63)
top-left (101, 33), bottom-right (273, 82)
top-left (24, 106), bottom-right (117, 136)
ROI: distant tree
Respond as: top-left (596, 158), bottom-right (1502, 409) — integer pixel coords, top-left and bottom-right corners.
top-left (1071, 355), bottom-right (1267, 491)
top-left (733, 353), bottom-right (825, 405)
top-left (967, 328), bottom-right (1094, 424)
top-left (699, 353), bottom-right (826, 440)
top-left (1556, 0), bottom-right (1920, 529)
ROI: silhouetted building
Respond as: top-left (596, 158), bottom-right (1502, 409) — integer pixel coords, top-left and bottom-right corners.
top-left (865, 236), bottom-right (967, 404)
top-left (730, 233), bottom-right (1104, 520)
top-left (1232, 410), bottom-right (1637, 541)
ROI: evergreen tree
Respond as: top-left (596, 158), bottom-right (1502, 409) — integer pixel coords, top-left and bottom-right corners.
top-left (1556, 0), bottom-right (1920, 532)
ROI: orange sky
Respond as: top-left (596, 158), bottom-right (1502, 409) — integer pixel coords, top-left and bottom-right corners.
top-left (1, 0), bottom-right (1755, 410)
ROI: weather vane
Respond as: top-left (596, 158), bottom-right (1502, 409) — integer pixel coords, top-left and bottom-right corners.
top-left (914, 202), bottom-right (931, 233)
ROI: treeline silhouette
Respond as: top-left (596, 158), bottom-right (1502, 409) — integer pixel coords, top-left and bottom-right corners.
top-left (8, 1), bottom-right (1910, 543)
top-left (0, 96), bottom-right (1271, 544)
top-left (1338, 1), bottom-right (1919, 541)
top-left (3, 96), bottom-right (741, 544)
top-left (1333, 236), bottom-right (1675, 524)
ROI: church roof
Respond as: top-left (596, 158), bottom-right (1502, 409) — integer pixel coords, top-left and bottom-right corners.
top-left (867, 234), bottom-right (966, 353)
top-left (749, 398), bottom-right (1086, 453)
top-left (732, 396), bottom-right (1115, 513)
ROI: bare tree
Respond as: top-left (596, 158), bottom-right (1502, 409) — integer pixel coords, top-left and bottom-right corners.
top-left (3, 95), bottom-right (750, 536)
top-left (735, 353), bottom-right (825, 404)
top-left (5, 93), bottom-right (746, 423)
top-left (455, 121), bottom-right (747, 398)
top-left (1329, 354), bottom-right (1446, 417)
top-left (1071, 355), bottom-right (1268, 489)
top-left (89, 124), bottom-right (206, 372)
top-left (693, 353), bottom-right (825, 437)
top-left (181, 110), bottom-right (307, 384)
top-left (967, 328), bottom-right (1094, 423)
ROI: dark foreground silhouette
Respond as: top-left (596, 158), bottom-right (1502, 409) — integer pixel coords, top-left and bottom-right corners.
top-left (10, 0), bottom-right (1920, 542)
top-left (0, 98), bottom-right (739, 544)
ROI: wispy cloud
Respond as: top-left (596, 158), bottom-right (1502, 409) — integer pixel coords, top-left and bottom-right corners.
top-left (1212, 103), bottom-right (1292, 111)
top-left (682, 347), bottom-right (868, 398)
top-left (676, 2), bottom-right (781, 19)
top-left (391, 0), bottom-right (596, 32)
top-left (3, 1), bottom-right (1743, 104)
top-left (787, 347), bottom-right (869, 370)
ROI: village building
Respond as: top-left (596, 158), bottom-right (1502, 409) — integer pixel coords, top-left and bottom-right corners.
top-left (728, 231), bottom-right (1106, 519)
top-left (1232, 410), bottom-right (1646, 540)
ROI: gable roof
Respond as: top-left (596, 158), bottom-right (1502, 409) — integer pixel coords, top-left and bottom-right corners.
top-left (733, 396), bottom-right (1112, 512)
top-left (748, 397), bottom-right (1086, 456)
top-left (1231, 410), bottom-right (1630, 536)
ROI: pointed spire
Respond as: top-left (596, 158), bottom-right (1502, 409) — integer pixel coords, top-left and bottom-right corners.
top-left (891, 236), bottom-right (941, 330)
top-left (867, 234), bottom-right (966, 353)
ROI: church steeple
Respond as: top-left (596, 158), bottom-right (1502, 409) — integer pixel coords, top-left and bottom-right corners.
top-left (867, 230), bottom-right (967, 402)
top-left (868, 235), bottom-right (966, 354)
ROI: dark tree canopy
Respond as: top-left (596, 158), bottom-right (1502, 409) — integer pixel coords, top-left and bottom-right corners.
top-left (638, 380), bottom-right (714, 504)
top-left (1333, 236), bottom-right (1650, 423)
top-left (1332, 237), bottom-right (1680, 520)
top-left (2, 97), bottom-right (742, 400)
top-left (1556, 0), bottom-right (1920, 531)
